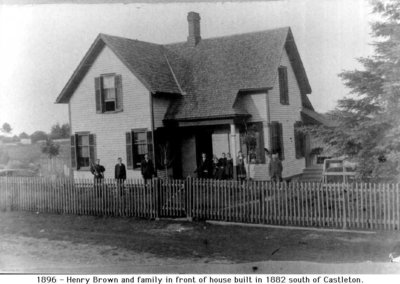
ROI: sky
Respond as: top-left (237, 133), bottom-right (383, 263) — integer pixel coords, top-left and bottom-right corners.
top-left (0, 0), bottom-right (375, 135)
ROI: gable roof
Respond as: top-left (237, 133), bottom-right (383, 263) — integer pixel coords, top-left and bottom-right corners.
top-left (56, 27), bottom-right (313, 121)
top-left (164, 27), bottom-right (312, 120)
top-left (55, 34), bottom-right (183, 103)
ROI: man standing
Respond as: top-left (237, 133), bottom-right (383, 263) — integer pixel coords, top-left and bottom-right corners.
top-left (91, 159), bottom-right (105, 181)
top-left (91, 159), bottom-right (105, 197)
top-left (115, 157), bottom-right (126, 194)
top-left (141, 153), bottom-right (154, 182)
top-left (115, 157), bottom-right (126, 180)
top-left (194, 153), bottom-right (211, 178)
top-left (269, 153), bottom-right (283, 182)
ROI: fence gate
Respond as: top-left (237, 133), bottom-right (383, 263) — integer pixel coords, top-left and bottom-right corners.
top-left (157, 179), bottom-right (187, 218)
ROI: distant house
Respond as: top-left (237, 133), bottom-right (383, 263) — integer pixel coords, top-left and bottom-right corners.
top-left (56, 12), bottom-right (327, 180)
top-left (20, 138), bottom-right (32, 145)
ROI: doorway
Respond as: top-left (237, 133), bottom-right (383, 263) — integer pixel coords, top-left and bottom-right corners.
top-left (195, 129), bottom-right (213, 166)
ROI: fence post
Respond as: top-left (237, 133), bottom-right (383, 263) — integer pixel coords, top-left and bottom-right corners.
top-left (342, 183), bottom-right (347, 230)
top-left (185, 176), bottom-right (193, 221)
top-left (154, 178), bottom-right (161, 219)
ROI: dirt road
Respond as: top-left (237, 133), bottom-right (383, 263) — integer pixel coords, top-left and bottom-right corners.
top-left (0, 211), bottom-right (399, 274)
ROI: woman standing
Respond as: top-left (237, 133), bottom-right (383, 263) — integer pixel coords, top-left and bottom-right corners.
top-left (225, 153), bottom-right (233, 180)
top-left (236, 151), bottom-right (247, 182)
top-left (212, 155), bottom-right (220, 179)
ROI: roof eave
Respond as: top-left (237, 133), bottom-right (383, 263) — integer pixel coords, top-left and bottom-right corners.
top-left (55, 34), bottom-right (106, 104)
top-left (285, 28), bottom-right (312, 96)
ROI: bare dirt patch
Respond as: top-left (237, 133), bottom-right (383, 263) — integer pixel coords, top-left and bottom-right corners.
top-left (0, 211), bottom-right (399, 273)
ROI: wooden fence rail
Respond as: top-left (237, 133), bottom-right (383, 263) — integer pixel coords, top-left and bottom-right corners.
top-left (0, 177), bottom-right (399, 231)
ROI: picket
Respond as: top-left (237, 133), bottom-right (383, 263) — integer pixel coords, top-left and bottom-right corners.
top-left (1, 177), bottom-right (400, 231)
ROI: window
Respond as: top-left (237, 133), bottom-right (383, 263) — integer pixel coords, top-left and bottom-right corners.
top-left (126, 129), bottom-right (153, 169)
top-left (239, 123), bottom-right (265, 164)
top-left (294, 122), bottom-right (305, 159)
top-left (279, 66), bottom-right (289, 105)
top-left (71, 133), bottom-right (96, 169)
top-left (95, 74), bottom-right (123, 113)
top-left (270, 121), bottom-right (284, 160)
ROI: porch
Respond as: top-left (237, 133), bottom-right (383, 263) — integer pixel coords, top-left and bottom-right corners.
top-left (156, 117), bottom-right (269, 180)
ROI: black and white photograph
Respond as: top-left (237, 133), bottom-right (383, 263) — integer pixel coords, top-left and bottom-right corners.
top-left (1, 0), bottom-right (400, 278)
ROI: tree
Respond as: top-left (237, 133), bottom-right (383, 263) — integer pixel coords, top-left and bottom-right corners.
top-left (41, 138), bottom-right (60, 159)
top-left (50, 123), bottom-right (70, 139)
top-left (30, 131), bottom-right (48, 144)
top-left (306, 0), bottom-right (400, 182)
top-left (1, 123), bottom-right (12, 133)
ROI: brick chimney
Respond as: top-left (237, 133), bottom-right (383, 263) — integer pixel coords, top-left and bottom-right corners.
top-left (187, 12), bottom-right (201, 47)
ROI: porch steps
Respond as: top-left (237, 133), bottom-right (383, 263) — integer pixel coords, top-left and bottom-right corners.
top-left (300, 166), bottom-right (323, 182)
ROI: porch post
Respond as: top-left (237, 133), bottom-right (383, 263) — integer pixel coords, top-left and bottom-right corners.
top-left (230, 123), bottom-right (238, 180)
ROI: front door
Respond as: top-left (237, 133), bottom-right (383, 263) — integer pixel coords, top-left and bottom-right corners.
top-left (195, 129), bottom-right (213, 166)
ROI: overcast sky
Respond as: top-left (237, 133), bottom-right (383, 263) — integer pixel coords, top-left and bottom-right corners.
top-left (0, 0), bottom-right (374, 135)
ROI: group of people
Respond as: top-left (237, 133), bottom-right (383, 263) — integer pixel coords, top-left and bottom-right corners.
top-left (90, 153), bottom-right (155, 182)
top-left (89, 150), bottom-right (283, 183)
top-left (194, 150), bottom-right (284, 182)
top-left (194, 152), bottom-right (248, 181)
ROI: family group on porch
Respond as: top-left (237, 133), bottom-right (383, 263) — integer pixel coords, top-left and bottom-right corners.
top-left (90, 151), bottom-right (283, 182)
top-left (194, 151), bottom-right (283, 182)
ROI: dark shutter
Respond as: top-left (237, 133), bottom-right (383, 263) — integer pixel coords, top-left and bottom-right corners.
top-left (147, 131), bottom-right (154, 163)
top-left (278, 123), bottom-right (285, 160)
top-left (279, 66), bottom-right (289, 105)
top-left (270, 122), bottom-right (284, 160)
top-left (294, 122), bottom-right (304, 159)
top-left (70, 135), bottom-right (78, 169)
top-left (115, 75), bottom-right (123, 111)
top-left (270, 122), bottom-right (279, 154)
top-left (126, 131), bottom-right (133, 169)
top-left (95, 77), bottom-right (103, 113)
top-left (89, 134), bottom-right (96, 163)
top-left (255, 123), bottom-right (265, 164)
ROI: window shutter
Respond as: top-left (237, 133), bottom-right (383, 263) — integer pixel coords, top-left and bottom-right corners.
top-left (70, 135), bottom-right (78, 170)
top-left (270, 122), bottom-right (279, 154)
top-left (95, 77), bottom-right (103, 113)
top-left (279, 66), bottom-right (289, 105)
top-left (278, 123), bottom-right (285, 160)
top-left (126, 131), bottom-right (133, 169)
top-left (115, 75), bottom-right (123, 111)
top-left (89, 134), bottom-right (97, 163)
top-left (270, 122), bottom-right (284, 160)
top-left (294, 122), bottom-right (305, 159)
top-left (147, 131), bottom-right (154, 163)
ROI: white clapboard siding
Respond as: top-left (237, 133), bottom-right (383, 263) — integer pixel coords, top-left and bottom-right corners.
top-left (70, 46), bottom-right (151, 179)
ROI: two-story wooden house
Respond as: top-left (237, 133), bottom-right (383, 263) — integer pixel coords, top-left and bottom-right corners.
top-left (56, 12), bottom-right (324, 180)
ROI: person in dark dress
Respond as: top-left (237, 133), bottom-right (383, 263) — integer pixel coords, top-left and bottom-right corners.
top-left (115, 157), bottom-right (126, 194)
top-left (194, 153), bottom-right (211, 179)
top-left (217, 153), bottom-right (227, 180)
top-left (225, 153), bottom-right (233, 180)
top-left (141, 154), bottom-right (155, 182)
top-left (212, 155), bottom-right (219, 179)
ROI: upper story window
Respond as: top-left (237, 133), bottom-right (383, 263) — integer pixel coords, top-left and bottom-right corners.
top-left (278, 66), bottom-right (289, 105)
top-left (95, 74), bottom-right (123, 113)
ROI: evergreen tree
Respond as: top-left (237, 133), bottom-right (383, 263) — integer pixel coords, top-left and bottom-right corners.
top-left (308, 0), bottom-right (400, 181)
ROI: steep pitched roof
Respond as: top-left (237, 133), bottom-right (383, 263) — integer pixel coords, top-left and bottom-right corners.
top-left (164, 27), bottom-right (312, 120)
top-left (56, 34), bottom-right (182, 103)
top-left (56, 27), bottom-right (313, 121)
